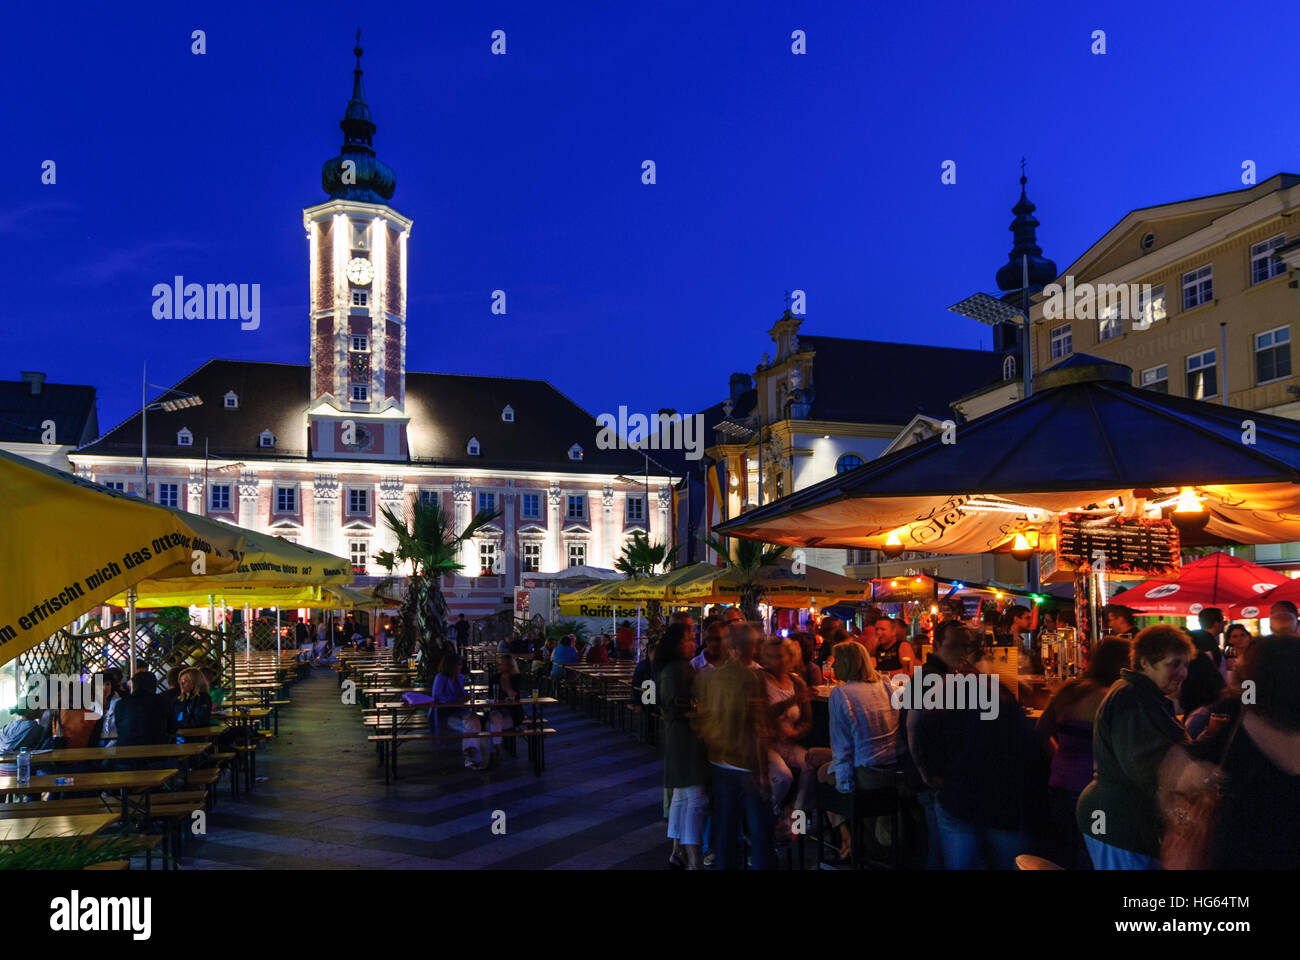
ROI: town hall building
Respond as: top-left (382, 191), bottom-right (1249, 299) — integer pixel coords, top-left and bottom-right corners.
top-left (69, 41), bottom-right (663, 618)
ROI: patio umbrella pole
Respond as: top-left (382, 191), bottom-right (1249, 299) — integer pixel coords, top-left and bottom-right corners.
top-left (245, 603), bottom-right (251, 662)
top-left (127, 587), bottom-right (137, 678)
top-left (275, 605), bottom-right (280, 657)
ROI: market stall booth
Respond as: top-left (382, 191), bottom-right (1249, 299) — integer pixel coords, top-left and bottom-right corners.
top-left (716, 354), bottom-right (1300, 697)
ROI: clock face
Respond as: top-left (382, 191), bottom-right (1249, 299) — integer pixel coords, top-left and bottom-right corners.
top-left (345, 257), bottom-right (374, 286)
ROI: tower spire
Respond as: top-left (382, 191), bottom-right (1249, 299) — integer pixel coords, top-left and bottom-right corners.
top-left (995, 160), bottom-right (1056, 296)
top-left (321, 31), bottom-right (395, 202)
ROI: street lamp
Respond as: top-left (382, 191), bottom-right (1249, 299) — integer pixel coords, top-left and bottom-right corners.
top-left (141, 362), bottom-right (202, 500)
top-left (616, 445), bottom-right (678, 558)
top-left (949, 256), bottom-right (1041, 593)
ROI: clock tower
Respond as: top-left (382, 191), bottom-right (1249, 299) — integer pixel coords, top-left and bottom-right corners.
top-left (304, 34), bottom-right (412, 461)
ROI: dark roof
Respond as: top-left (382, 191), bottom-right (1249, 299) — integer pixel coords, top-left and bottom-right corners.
top-left (799, 335), bottom-right (1001, 422)
top-left (721, 354), bottom-right (1300, 528)
top-left (76, 359), bottom-right (651, 475)
top-left (0, 378), bottom-right (97, 447)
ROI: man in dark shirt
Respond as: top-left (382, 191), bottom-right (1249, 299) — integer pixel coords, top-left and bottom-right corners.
top-left (453, 614), bottom-right (470, 654)
top-left (1103, 603), bottom-right (1138, 639)
top-left (113, 672), bottom-right (176, 747)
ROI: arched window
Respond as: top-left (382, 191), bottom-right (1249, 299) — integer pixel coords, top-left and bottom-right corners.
top-left (836, 454), bottom-right (864, 474)
top-left (1003, 354), bottom-right (1017, 381)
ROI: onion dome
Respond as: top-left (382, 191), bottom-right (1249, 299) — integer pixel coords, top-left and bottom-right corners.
top-left (995, 167), bottom-right (1056, 295)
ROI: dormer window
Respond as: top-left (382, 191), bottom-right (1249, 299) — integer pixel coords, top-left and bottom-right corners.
top-left (502, 405), bottom-right (514, 423)
top-left (568, 443), bottom-right (583, 461)
top-left (259, 429), bottom-right (275, 449)
top-left (177, 428), bottom-right (193, 447)
top-left (467, 437), bottom-right (481, 456)
top-left (223, 391), bottom-right (238, 409)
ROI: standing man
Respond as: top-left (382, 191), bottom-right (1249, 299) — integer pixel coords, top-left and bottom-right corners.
top-left (871, 617), bottom-right (916, 678)
top-left (1269, 600), bottom-right (1298, 637)
top-left (453, 613), bottom-right (470, 655)
top-left (1103, 604), bottom-right (1138, 639)
top-left (1189, 607), bottom-right (1226, 676)
top-left (615, 620), bottom-right (638, 661)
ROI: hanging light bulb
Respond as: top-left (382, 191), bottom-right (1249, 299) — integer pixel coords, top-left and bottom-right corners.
top-left (1011, 532), bottom-right (1033, 562)
top-left (882, 529), bottom-right (905, 558)
top-left (1171, 487), bottom-right (1209, 532)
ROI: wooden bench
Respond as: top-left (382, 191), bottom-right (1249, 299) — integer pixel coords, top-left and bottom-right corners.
top-left (366, 727), bottom-right (557, 782)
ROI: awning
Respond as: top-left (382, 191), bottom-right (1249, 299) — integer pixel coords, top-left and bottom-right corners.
top-left (716, 355), bottom-right (1300, 554)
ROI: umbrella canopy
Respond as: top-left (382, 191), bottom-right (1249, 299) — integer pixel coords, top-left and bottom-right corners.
top-left (107, 530), bottom-right (352, 608)
top-left (121, 584), bottom-right (331, 610)
top-left (1112, 552), bottom-right (1285, 615)
top-left (1227, 576), bottom-right (1300, 619)
top-left (716, 356), bottom-right (1300, 554)
top-left (0, 451), bottom-right (247, 667)
top-left (557, 561), bottom-right (867, 608)
top-left (324, 585), bottom-right (391, 609)
top-left (672, 559), bottom-right (869, 606)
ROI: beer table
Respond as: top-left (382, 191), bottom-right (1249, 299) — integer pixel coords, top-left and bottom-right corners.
top-left (176, 725), bottom-right (223, 740)
top-left (215, 709), bottom-right (271, 783)
top-left (0, 813), bottom-right (120, 844)
top-left (0, 743), bottom-right (210, 766)
top-left (0, 769), bottom-right (179, 833)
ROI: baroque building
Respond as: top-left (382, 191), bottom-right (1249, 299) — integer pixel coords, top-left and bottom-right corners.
top-left (68, 41), bottom-right (663, 618)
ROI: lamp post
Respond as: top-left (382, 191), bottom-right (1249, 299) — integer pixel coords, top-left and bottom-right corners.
top-left (141, 362), bottom-right (203, 499)
top-left (948, 267), bottom-right (1041, 593)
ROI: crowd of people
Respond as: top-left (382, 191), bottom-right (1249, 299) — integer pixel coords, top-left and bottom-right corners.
top-left (0, 663), bottom-right (227, 772)
top-left (630, 601), bottom-right (1300, 870)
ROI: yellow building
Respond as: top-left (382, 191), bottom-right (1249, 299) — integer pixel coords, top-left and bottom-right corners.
top-left (1028, 173), bottom-right (1300, 414)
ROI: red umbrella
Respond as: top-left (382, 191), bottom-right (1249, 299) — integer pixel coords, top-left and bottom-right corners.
top-left (1116, 552), bottom-right (1284, 616)
top-left (1226, 576), bottom-right (1300, 620)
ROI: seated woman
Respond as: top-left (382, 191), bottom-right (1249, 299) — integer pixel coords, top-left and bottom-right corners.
top-left (431, 653), bottom-right (508, 771)
top-left (497, 652), bottom-right (527, 729)
top-left (586, 636), bottom-right (610, 666)
top-left (175, 667), bottom-right (213, 735)
top-left (813, 640), bottom-right (901, 859)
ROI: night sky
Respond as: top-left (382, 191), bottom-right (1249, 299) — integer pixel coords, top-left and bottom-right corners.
top-left (7, 1), bottom-right (1298, 436)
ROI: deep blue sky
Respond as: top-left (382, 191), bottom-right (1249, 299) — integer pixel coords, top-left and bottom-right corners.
top-left (7, 1), bottom-right (1298, 436)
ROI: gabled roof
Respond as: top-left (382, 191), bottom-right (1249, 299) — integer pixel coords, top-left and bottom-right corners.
top-left (0, 378), bottom-right (98, 447)
top-left (798, 335), bottom-right (1001, 423)
top-left (1060, 173), bottom-right (1300, 283)
top-left (74, 359), bottom-right (653, 475)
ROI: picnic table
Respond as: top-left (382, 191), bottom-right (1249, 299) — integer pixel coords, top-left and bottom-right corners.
top-left (0, 743), bottom-right (210, 766)
top-left (0, 813), bottom-right (120, 843)
top-left (214, 709), bottom-right (272, 783)
top-left (0, 768), bottom-right (179, 833)
top-left (369, 696), bottom-right (558, 781)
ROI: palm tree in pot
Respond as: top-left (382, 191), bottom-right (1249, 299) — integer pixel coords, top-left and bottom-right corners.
top-left (698, 533), bottom-right (788, 623)
top-left (614, 530), bottom-right (676, 643)
top-left (375, 497), bottom-right (500, 682)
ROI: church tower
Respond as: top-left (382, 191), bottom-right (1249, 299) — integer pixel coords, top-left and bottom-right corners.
top-left (304, 34), bottom-right (412, 461)
top-left (992, 166), bottom-right (1056, 380)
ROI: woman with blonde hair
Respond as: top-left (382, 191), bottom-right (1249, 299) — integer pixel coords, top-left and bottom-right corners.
top-left (813, 639), bottom-right (901, 859)
top-left (175, 666), bottom-right (212, 731)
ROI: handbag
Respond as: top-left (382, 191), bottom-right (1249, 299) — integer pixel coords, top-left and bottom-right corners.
top-left (1160, 713), bottom-right (1243, 870)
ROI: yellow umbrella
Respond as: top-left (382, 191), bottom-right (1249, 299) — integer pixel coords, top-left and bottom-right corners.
top-left (322, 585), bottom-right (391, 609)
top-left (122, 583), bottom-right (329, 609)
top-left (671, 559), bottom-right (868, 607)
top-left (0, 451), bottom-right (246, 668)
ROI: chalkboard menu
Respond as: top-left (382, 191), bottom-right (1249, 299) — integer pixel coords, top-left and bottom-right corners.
top-left (871, 575), bottom-right (935, 603)
top-left (1053, 513), bottom-right (1181, 579)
